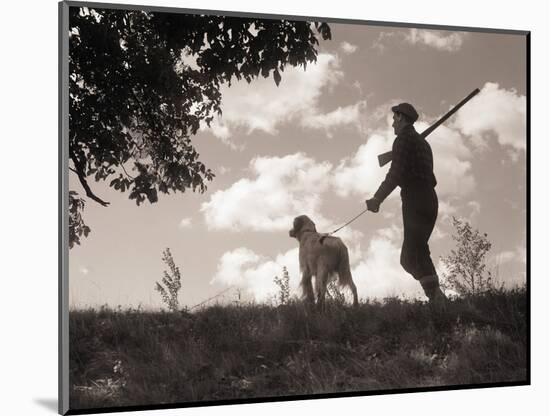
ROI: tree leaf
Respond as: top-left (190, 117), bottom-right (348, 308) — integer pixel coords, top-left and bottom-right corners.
top-left (273, 68), bottom-right (281, 86)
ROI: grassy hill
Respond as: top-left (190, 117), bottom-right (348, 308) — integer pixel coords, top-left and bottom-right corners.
top-left (69, 287), bottom-right (527, 411)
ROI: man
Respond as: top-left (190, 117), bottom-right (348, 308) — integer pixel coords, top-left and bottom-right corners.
top-left (366, 103), bottom-right (447, 306)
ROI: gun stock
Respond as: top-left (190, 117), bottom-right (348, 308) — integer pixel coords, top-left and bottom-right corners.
top-left (377, 88), bottom-right (480, 167)
top-left (378, 151), bottom-right (393, 167)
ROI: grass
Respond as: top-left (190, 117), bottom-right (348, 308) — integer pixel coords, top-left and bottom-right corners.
top-left (69, 287), bottom-right (527, 410)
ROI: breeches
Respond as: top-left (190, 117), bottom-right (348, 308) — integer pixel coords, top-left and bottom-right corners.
top-left (400, 186), bottom-right (438, 280)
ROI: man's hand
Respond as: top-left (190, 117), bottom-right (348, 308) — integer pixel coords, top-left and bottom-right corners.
top-left (366, 197), bottom-right (381, 213)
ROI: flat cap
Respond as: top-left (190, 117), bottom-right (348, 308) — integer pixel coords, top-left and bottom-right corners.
top-left (391, 103), bottom-right (419, 123)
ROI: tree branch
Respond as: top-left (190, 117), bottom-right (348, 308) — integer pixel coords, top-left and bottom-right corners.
top-left (112, 154), bottom-right (135, 180)
top-left (69, 153), bottom-right (110, 207)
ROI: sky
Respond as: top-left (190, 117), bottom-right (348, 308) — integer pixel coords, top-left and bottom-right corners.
top-left (68, 17), bottom-right (527, 309)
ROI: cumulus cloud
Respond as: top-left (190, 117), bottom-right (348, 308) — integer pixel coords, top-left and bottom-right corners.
top-left (352, 228), bottom-right (424, 300)
top-left (516, 245), bottom-right (527, 265)
top-left (332, 131), bottom-right (394, 198)
top-left (372, 32), bottom-right (397, 52)
top-left (300, 100), bottom-right (367, 137)
top-left (490, 246), bottom-right (527, 287)
top-left (467, 201), bottom-right (481, 219)
top-left (439, 200), bottom-right (458, 221)
top-left (201, 53), bottom-right (368, 145)
top-left (493, 250), bottom-right (517, 265)
top-left (438, 199), bottom-right (481, 227)
top-left (217, 166), bottom-right (231, 175)
top-left (179, 217), bottom-right (192, 229)
top-left (419, 122), bottom-right (476, 197)
top-left (452, 82), bottom-right (527, 153)
top-left (405, 29), bottom-right (467, 52)
top-left (340, 41), bottom-right (358, 54)
top-left (211, 247), bottom-right (301, 302)
top-left (373, 30), bottom-right (466, 52)
top-left (492, 244), bottom-right (526, 269)
top-left (432, 225), bottom-right (448, 241)
top-left (205, 53), bottom-right (346, 143)
top-left (201, 153), bottom-right (332, 231)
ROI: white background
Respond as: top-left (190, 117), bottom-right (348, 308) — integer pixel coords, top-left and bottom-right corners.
top-left (0, 0), bottom-right (545, 415)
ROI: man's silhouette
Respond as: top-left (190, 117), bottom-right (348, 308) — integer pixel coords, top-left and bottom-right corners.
top-left (366, 103), bottom-right (447, 306)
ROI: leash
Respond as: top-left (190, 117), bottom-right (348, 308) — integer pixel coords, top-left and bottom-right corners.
top-left (321, 207), bottom-right (369, 242)
top-left (189, 285), bottom-right (235, 310)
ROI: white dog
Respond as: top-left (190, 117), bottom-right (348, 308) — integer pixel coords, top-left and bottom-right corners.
top-left (289, 215), bottom-right (359, 308)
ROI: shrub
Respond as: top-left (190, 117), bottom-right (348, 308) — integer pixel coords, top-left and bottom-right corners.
top-left (273, 266), bottom-right (291, 305)
top-left (155, 248), bottom-right (182, 312)
top-left (440, 217), bottom-right (493, 296)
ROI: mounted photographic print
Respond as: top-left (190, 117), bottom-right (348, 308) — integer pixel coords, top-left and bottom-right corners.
top-left (59, 1), bottom-right (530, 414)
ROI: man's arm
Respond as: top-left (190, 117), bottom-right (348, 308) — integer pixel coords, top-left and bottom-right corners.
top-left (373, 135), bottom-right (409, 203)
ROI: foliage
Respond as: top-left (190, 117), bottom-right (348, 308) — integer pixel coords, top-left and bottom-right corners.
top-left (68, 6), bottom-right (331, 247)
top-left (155, 248), bottom-right (182, 312)
top-left (440, 217), bottom-right (493, 296)
top-left (69, 287), bottom-right (527, 409)
top-left (68, 191), bottom-right (91, 248)
top-left (326, 277), bottom-right (347, 305)
top-left (273, 266), bottom-right (291, 305)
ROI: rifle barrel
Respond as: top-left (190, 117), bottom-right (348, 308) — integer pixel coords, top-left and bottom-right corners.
top-left (377, 88), bottom-right (481, 167)
top-left (420, 88), bottom-right (480, 138)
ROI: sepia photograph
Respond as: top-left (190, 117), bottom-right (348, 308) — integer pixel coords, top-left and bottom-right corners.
top-left (60, 1), bottom-right (529, 413)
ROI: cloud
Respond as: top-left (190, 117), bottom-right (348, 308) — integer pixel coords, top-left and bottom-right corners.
top-left (217, 166), bottom-right (231, 175)
top-left (179, 217), bottom-right (192, 229)
top-left (405, 29), bottom-right (467, 52)
top-left (432, 225), bottom-right (448, 241)
top-left (490, 247), bottom-right (527, 287)
top-left (439, 200), bottom-right (458, 221)
top-left (212, 247), bottom-right (261, 287)
top-left (493, 250), bottom-right (517, 265)
top-left (373, 30), bottom-right (466, 53)
top-left (452, 82), bottom-right (527, 153)
top-left (492, 245), bottom-right (526, 268)
top-left (372, 32), bottom-right (397, 52)
top-left (340, 41), bottom-right (358, 54)
top-left (416, 121), bottom-right (476, 197)
top-left (201, 153), bottom-right (332, 231)
top-left (352, 228), bottom-right (424, 300)
top-left (300, 100), bottom-right (367, 137)
top-left (438, 199), bottom-right (481, 232)
top-left (202, 53), bottom-right (368, 145)
top-left (212, 247), bottom-right (301, 302)
top-left (467, 201), bottom-right (481, 219)
top-left (516, 245), bottom-right (527, 265)
top-left (332, 131), bottom-right (394, 198)
top-left (205, 53), bottom-right (345, 144)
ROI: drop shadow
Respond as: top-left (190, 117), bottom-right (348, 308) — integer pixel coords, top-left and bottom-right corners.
top-left (34, 398), bottom-right (58, 413)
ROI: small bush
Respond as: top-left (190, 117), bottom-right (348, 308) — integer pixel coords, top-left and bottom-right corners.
top-left (155, 248), bottom-right (182, 312)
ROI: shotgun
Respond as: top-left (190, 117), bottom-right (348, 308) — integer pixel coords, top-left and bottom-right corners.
top-left (377, 88), bottom-right (481, 167)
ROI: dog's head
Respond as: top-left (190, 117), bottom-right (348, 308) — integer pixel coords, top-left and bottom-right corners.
top-left (289, 215), bottom-right (317, 240)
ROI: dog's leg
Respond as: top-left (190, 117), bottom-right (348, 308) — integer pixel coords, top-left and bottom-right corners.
top-left (300, 270), bottom-right (315, 305)
top-left (350, 280), bottom-right (359, 307)
top-left (315, 267), bottom-right (329, 311)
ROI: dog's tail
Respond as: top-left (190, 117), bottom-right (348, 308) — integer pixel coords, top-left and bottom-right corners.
top-left (337, 245), bottom-right (353, 287)
top-left (337, 245), bottom-right (359, 306)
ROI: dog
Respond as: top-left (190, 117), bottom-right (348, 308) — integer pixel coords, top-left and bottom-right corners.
top-left (289, 215), bottom-right (359, 308)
